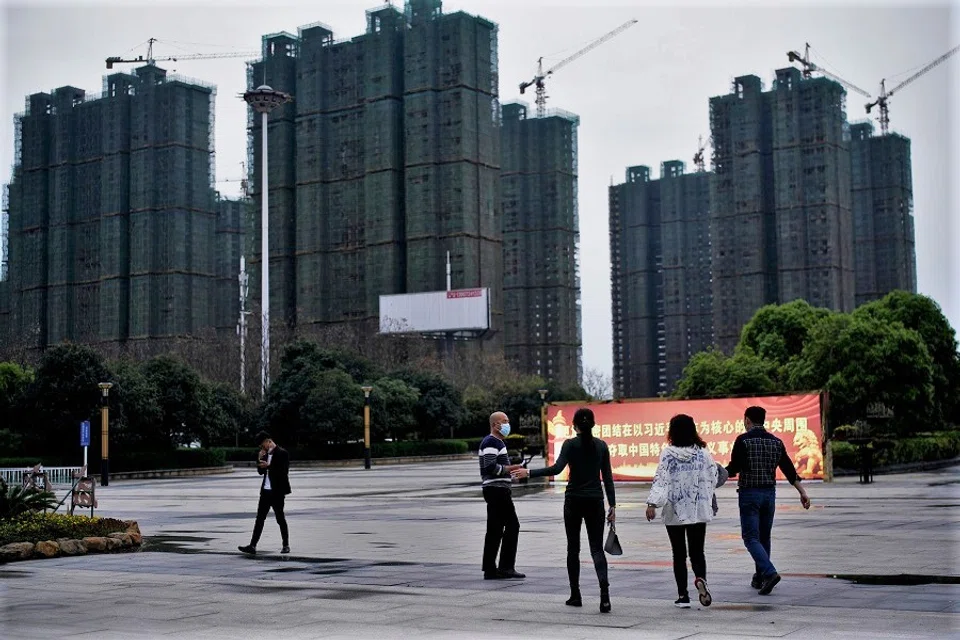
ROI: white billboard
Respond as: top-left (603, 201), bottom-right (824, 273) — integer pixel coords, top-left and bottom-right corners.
top-left (379, 288), bottom-right (490, 334)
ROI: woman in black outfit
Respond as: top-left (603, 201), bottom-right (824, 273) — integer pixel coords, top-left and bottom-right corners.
top-left (513, 408), bottom-right (616, 613)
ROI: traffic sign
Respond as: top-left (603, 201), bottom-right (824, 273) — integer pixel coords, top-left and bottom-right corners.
top-left (80, 420), bottom-right (90, 447)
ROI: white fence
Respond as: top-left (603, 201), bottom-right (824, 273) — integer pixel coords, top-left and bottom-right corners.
top-left (0, 466), bottom-right (84, 488)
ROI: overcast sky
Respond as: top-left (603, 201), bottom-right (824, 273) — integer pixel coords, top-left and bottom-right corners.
top-left (1, 0), bottom-right (958, 379)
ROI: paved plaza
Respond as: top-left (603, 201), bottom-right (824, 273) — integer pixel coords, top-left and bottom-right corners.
top-left (1, 459), bottom-right (959, 639)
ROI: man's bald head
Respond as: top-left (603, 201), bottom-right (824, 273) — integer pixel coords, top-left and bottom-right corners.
top-left (489, 411), bottom-right (508, 431)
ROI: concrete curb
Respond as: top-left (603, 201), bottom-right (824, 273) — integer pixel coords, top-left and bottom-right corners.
top-left (833, 455), bottom-right (960, 477)
top-left (231, 453), bottom-right (476, 469)
top-left (107, 466), bottom-right (234, 481)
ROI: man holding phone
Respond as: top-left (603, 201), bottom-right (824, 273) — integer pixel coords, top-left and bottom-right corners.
top-left (239, 431), bottom-right (291, 555)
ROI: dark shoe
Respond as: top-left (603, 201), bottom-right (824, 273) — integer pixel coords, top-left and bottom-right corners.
top-left (281, 545), bottom-right (290, 554)
top-left (599, 592), bottom-right (611, 613)
top-left (675, 595), bottom-right (691, 608)
top-left (238, 545), bottom-right (256, 555)
top-left (758, 573), bottom-right (781, 595)
top-left (498, 569), bottom-right (525, 579)
top-left (484, 572), bottom-right (506, 580)
top-left (565, 595), bottom-right (582, 607)
top-left (695, 577), bottom-right (712, 607)
top-left (751, 574), bottom-right (762, 589)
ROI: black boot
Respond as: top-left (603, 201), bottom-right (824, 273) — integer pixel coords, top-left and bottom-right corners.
top-left (599, 582), bottom-right (611, 613)
top-left (566, 586), bottom-right (582, 607)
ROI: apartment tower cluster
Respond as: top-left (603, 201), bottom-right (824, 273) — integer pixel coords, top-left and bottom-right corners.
top-left (611, 67), bottom-right (916, 398)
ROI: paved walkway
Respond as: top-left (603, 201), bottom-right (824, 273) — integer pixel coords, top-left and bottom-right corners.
top-left (1, 459), bottom-right (958, 638)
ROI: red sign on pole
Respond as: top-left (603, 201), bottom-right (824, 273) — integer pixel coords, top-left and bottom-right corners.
top-left (546, 394), bottom-right (824, 481)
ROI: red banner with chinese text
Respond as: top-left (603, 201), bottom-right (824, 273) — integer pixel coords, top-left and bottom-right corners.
top-left (546, 394), bottom-right (823, 482)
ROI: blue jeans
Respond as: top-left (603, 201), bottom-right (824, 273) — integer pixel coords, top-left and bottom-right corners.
top-left (738, 487), bottom-right (777, 579)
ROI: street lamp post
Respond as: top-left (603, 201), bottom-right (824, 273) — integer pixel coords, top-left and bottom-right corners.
top-left (538, 388), bottom-right (548, 457)
top-left (98, 382), bottom-right (113, 486)
top-left (361, 386), bottom-right (373, 470)
top-left (242, 84), bottom-right (292, 398)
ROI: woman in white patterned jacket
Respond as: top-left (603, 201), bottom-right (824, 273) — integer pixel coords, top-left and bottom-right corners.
top-left (645, 414), bottom-right (720, 608)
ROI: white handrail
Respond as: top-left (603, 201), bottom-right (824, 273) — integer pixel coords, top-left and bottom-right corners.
top-left (0, 466), bottom-right (85, 488)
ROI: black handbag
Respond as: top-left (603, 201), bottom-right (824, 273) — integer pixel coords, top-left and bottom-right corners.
top-left (604, 522), bottom-right (623, 556)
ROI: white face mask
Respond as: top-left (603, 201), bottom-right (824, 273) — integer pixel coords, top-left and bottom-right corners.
top-left (499, 423), bottom-right (511, 437)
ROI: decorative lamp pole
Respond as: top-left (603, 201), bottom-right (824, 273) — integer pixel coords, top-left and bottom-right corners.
top-left (242, 84), bottom-right (292, 398)
top-left (361, 386), bottom-right (374, 470)
top-left (538, 388), bottom-right (548, 456)
top-left (98, 382), bottom-right (113, 486)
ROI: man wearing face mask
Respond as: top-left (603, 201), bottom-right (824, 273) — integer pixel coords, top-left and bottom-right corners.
top-left (479, 411), bottom-right (525, 580)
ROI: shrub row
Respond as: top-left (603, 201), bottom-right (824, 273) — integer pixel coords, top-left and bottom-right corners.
top-left (0, 512), bottom-right (128, 547)
top-left (218, 439), bottom-right (473, 462)
top-left (0, 449), bottom-right (226, 473)
top-left (832, 431), bottom-right (960, 470)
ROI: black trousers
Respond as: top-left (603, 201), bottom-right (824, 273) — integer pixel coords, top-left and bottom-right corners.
top-left (563, 495), bottom-right (609, 591)
top-left (482, 486), bottom-right (519, 573)
top-left (250, 489), bottom-right (289, 547)
top-left (666, 523), bottom-right (707, 597)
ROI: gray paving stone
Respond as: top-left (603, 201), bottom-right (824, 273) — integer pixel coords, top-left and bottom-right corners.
top-left (3, 460), bottom-right (958, 639)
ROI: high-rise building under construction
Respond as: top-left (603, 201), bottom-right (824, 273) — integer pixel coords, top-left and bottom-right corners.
top-left (609, 162), bottom-right (712, 399)
top-left (849, 121), bottom-right (916, 305)
top-left (500, 102), bottom-right (581, 386)
top-left (709, 68), bottom-right (855, 353)
top-left (0, 65), bottom-right (233, 355)
top-left (246, 0), bottom-right (503, 354)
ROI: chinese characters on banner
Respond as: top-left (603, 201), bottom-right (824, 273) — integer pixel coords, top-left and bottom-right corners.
top-left (546, 394), bottom-right (824, 482)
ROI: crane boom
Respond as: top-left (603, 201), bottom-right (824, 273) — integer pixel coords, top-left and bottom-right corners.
top-left (544, 19), bottom-right (638, 77)
top-left (106, 38), bottom-right (258, 69)
top-left (787, 43), bottom-right (871, 98)
top-left (520, 19), bottom-right (637, 117)
top-left (866, 43), bottom-right (959, 135)
top-left (887, 44), bottom-right (959, 97)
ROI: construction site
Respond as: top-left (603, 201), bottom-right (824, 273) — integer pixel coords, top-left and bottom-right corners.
top-left (501, 102), bottom-right (582, 386)
top-left (850, 121), bottom-right (916, 306)
top-left (0, 63), bottom-right (238, 360)
top-left (609, 162), bottom-right (712, 399)
top-left (245, 0), bottom-right (504, 363)
top-left (709, 67), bottom-right (856, 354)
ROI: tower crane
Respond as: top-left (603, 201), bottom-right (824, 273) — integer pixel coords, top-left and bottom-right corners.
top-left (520, 19), bottom-right (637, 117)
top-left (106, 38), bottom-right (259, 69)
top-left (787, 43), bottom-right (872, 99)
top-left (215, 162), bottom-right (250, 197)
top-left (693, 135), bottom-right (710, 173)
top-left (865, 44), bottom-right (959, 135)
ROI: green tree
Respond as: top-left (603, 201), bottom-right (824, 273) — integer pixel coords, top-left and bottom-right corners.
top-left (787, 313), bottom-right (935, 435)
top-left (110, 360), bottom-right (164, 452)
top-left (140, 355), bottom-right (207, 448)
top-left (673, 347), bottom-right (777, 399)
top-left (368, 377), bottom-right (419, 441)
top-left (0, 362), bottom-right (33, 450)
top-left (854, 291), bottom-right (960, 424)
top-left (299, 369), bottom-right (365, 448)
top-left (202, 383), bottom-right (257, 447)
top-left (390, 369), bottom-right (463, 439)
top-left (22, 344), bottom-right (111, 458)
top-left (738, 300), bottom-right (833, 383)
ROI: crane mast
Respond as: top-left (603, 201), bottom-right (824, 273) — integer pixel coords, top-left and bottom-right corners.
top-left (520, 19), bottom-right (637, 117)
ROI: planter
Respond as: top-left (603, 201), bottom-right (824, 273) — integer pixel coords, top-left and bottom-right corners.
top-left (0, 520), bottom-right (142, 564)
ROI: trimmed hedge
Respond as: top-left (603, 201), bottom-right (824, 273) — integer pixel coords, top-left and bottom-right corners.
top-left (107, 448), bottom-right (226, 472)
top-left (0, 449), bottom-right (226, 473)
top-left (833, 431), bottom-right (960, 470)
top-left (0, 512), bottom-right (128, 547)
top-left (218, 439), bottom-right (472, 462)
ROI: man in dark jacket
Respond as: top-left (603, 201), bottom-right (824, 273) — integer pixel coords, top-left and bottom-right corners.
top-left (239, 431), bottom-right (291, 555)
